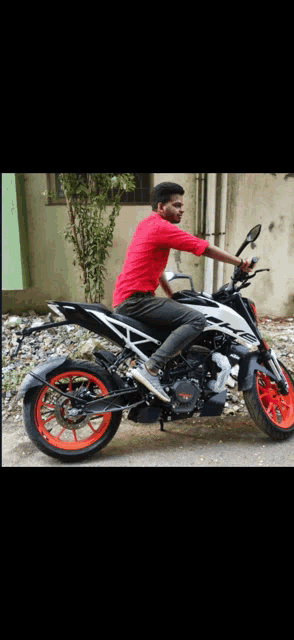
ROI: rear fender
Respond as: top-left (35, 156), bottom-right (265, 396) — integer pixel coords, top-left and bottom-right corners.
top-left (238, 351), bottom-right (279, 392)
top-left (17, 357), bottom-right (71, 399)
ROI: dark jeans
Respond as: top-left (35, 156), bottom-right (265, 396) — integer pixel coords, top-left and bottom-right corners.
top-left (115, 294), bottom-right (207, 371)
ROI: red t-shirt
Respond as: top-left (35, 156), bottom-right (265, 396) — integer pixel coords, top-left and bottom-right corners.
top-left (112, 212), bottom-right (209, 307)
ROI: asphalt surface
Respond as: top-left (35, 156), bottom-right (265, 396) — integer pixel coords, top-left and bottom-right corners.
top-left (2, 413), bottom-right (294, 467)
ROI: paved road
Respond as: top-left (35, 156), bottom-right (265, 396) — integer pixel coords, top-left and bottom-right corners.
top-left (2, 414), bottom-right (294, 466)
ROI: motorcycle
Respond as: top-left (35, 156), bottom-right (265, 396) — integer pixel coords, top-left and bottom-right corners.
top-left (14, 224), bottom-right (294, 461)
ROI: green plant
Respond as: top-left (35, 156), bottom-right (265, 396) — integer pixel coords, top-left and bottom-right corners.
top-left (58, 173), bottom-right (136, 303)
top-left (2, 364), bottom-right (32, 392)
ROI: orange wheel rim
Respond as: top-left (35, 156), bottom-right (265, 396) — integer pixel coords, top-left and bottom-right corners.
top-left (34, 371), bottom-right (112, 450)
top-left (256, 367), bottom-right (294, 430)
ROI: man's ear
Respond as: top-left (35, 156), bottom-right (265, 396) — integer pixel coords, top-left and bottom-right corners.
top-left (157, 202), bottom-right (165, 214)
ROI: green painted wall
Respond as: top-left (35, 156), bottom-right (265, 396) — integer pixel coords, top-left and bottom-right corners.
top-left (2, 173), bottom-right (23, 289)
top-left (2, 173), bottom-right (30, 291)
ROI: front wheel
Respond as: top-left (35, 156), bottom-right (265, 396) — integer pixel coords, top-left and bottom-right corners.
top-left (243, 361), bottom-right (294, 441)
top-left (23, 360), bottom-right (122, 461)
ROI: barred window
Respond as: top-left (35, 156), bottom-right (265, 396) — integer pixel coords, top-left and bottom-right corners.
top-left (46, 173), bottom-right (151, 205)
top-left (55, 173), bottom-right (65, 198)
top-left (120, 173), bottom-right (151, 204)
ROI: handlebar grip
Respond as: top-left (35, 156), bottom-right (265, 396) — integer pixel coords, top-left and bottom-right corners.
top-left (249, 257), bottom-right (258, 268)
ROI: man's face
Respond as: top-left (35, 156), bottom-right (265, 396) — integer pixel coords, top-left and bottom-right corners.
top-left (158, 194), bottom-right (184, 224)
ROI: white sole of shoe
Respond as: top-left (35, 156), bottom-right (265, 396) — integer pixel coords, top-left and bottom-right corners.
top-left (131, 369), bottom-right (170, 403)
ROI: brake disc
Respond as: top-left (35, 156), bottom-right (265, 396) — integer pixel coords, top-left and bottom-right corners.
top-left (54, 395), bottom-right (90, 430)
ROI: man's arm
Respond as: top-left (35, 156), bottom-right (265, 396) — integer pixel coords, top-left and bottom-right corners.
top-left (202, 245), bottom-right (254, 272)
top-left (159, 272), bottom-right (173, 297)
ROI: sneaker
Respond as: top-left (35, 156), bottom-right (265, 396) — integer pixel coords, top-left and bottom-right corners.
top-left (130, 364), bottom-right (171, 403)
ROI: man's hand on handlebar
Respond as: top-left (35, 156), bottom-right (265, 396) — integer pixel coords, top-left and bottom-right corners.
top-left (240, 257), bottom-right (256, 273)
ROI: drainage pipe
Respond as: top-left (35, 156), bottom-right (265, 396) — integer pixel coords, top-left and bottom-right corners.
top-left (216, 173), bottom-right (228, 291)
top-left (203, 173), bottom-right (217, 294)
top-left (194, 173), bottom-right (200, 236)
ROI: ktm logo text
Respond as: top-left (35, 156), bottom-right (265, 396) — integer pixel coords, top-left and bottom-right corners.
top-left (205, 316), bottom-right (257, 344)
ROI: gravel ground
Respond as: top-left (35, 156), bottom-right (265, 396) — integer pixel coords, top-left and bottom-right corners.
top-left (2, 310), bottom-right (294, 466)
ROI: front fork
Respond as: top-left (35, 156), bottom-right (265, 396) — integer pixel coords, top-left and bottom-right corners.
top-left (260, 347), bottom-right (289, 395)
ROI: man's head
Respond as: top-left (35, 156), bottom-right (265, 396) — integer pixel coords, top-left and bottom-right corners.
top-left (151, 181), bottom-right (185, 225)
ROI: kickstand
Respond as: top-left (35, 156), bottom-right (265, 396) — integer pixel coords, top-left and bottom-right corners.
top-left (159, 418), bottom-right (165, 432)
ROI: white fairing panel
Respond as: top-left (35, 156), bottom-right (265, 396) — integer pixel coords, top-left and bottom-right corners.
top-left (183, 300), bottom-right (259, 346)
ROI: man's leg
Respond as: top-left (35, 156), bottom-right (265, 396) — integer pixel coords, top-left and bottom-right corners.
top-left (115, 296), bottom-right (207, 402)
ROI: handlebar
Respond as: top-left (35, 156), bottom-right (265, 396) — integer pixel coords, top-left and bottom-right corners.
top-left (217, 254), bottom-right (270, 298)
top-left (233, 256), bottom-right (258, 280)
top-left (249, 256), bottom-right (258, 268)
top-left (229, 257), bottom-right (270, 291)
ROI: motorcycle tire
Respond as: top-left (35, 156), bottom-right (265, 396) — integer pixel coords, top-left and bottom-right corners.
top-left (23, 359), bottom-right (122, 462)
top-left (243, 360), bottom-right (294, 441)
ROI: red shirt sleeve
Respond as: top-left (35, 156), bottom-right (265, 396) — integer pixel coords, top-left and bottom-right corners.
top-left (158, 218), bottom-right (209, 256)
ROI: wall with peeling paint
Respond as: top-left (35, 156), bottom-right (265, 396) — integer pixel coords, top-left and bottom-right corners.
top-left (147, 173), bottom-right (294, 317)
top-left (2, 172), bottom-right (294, 317)
top-left (151, 174), bottom-right (206, 295)
top-left (224, 173), bottom-right (294, 317)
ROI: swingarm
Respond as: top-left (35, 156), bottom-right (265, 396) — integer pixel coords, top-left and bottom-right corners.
top-left (81, 387), bottom-right (145, 415)
top-left (26, 370), bottom-right (144, 415)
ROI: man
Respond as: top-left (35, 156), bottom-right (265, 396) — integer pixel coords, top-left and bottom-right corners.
top-left (112, 181), bottom-right (254, 403)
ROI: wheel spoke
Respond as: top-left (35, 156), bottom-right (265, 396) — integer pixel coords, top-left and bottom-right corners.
top-left (36, 369), bottom-right (113, 451)
top-left (266, 402), bottom-right (274, 418)
top-left (256, 365), bottom-right (294, 430)
top-left (275, 396), bottom-right (288, 421)
top-left (42, 402), bottom-right (55, 409)
top-left (43, 414), bottom-right (55, 424)
top-left (267, 403), bottom-right (277, 421)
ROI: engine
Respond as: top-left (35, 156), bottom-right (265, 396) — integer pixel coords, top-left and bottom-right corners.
top-left (170, 378), bottom-right (201, 413)
top-left (168, 345), bottom-right (211, 414)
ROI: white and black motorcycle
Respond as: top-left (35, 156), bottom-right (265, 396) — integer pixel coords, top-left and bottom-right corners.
top-left (15, 224), bottom-right (294, 461)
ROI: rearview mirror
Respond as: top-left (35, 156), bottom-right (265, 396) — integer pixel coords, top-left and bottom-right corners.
top-left (236, 224), bottom-right (262, 257)
top-left (246, 224), bottom-right (261, 243)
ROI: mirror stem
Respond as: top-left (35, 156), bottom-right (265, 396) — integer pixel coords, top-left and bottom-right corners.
top-left (235, 240), bottom-right (248, 257)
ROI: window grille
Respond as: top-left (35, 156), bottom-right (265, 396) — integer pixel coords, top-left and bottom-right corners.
top-left (120, 173), bottom-right (151, 204)
top-left (49, 173), bottom-right (151, 205)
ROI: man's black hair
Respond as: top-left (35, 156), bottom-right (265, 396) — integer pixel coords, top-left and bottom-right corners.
top-left (151, 182), bottom-right (184, 211)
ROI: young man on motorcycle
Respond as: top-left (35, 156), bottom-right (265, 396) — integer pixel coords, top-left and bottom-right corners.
top-left (113, 181), bottom-right (255, 403)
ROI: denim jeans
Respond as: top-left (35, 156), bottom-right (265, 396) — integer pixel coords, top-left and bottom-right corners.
top-left (115, 294), bottom-right (207, 371)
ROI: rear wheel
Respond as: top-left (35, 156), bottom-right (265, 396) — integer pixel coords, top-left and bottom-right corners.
top-left (243, 361), bottom-right (294, 441)
top-left (23, 360), bottom-right (122, 461)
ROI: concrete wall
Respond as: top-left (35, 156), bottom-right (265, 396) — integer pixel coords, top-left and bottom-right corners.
top-left (108, 173), bottom-right (206, 304)
top-left (3, 173), bottom-right (82, 313)
top-left (2, 172), bottom-right (294, 317)
top-left (2, 173), bottom-right (152, 312)
top-left (223, 173), bottom-right (294, 317)
top-left (151, 174), bottom-right (206, 296)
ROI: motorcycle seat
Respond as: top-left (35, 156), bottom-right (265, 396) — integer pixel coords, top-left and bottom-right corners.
top-left (78, 302), bottom-right (172, 342)
top-left (112, 312), bottom-right (171, 342)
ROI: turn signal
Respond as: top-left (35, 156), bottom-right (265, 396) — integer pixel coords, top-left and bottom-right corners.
top-left (249, 301), bottom-right (259, 324)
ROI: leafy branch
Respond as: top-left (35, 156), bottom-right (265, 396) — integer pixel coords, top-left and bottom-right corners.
top-left (57, 173), bottom-right (135, 303)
